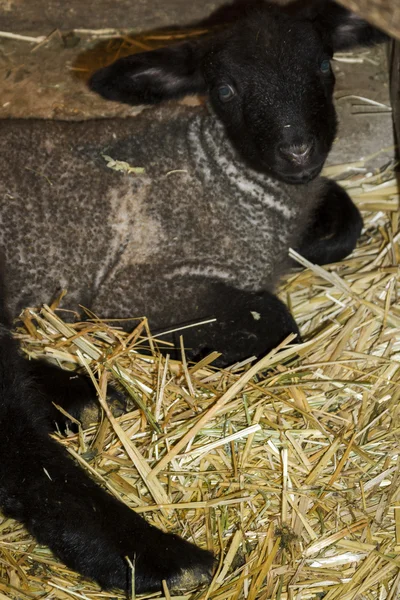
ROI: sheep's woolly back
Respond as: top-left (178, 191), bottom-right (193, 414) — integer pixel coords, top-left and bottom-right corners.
top-left (0, 104), bottom-right (322, 326)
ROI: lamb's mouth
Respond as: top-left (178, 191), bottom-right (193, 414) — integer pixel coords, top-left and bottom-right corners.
top-left (274, 163), bottom-right (323, 185)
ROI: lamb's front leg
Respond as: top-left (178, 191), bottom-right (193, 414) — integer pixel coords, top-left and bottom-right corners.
top-left (0, 327), bottom-right (215, 593)
top-left (154, 281), bottom-right (300, 367)
top-left (295, 180), bottom-right (363, 265)
top-left (26, 358), bottom-right (127, 431)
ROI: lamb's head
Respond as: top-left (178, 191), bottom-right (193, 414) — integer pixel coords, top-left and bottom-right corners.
top-left (89, 0), bottom-right (387, 184)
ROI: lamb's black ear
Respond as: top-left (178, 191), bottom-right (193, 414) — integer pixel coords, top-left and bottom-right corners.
top-left (307, 0), bottom-right (389, 51)
top-left (89, 40), bottom-right (208, 105)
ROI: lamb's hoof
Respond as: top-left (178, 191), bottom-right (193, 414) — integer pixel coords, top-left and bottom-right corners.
top-left (169, 556), bottom-right (215, 592)
top-left (165, 534), bottom-right (215, 592)
top-left (80, 384), bottom-right (127, 427)
top-left (135, 531), bottom-right (215, 594)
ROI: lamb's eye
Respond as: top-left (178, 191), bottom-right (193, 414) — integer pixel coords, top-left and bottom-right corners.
top-left (217, 84), bottom-right (236, 102)
top-left (320, 59), bottom-right (331, 74)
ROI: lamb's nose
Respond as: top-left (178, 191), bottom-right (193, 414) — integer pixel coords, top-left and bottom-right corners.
top-left (279, 141), bottom-right (314, 165)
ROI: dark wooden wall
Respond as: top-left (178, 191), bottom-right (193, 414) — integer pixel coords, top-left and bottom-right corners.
top-left (2, 0), bottom-right (399, 37)
top-left (337, 0), bottom-right (399, 147)
top-left (0, 0), bottom-right (227, 33)
top-left (338, 0), bottom-right (400, 39)
top-left (390, 42), bottom-right (400, 146)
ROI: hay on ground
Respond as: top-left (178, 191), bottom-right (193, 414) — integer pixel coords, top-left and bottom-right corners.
top-left (0, 159), bottom-right (399, 600)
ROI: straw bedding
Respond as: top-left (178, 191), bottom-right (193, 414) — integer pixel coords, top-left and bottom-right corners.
top-left (0, 152), bottom-right (397, 600)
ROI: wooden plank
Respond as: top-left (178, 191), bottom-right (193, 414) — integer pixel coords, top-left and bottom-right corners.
top-left (1, 0), bottom-right (399, 38)
top-left (390, 41), bottom-right (400, 146)
top-left (0, 0), bottom-right (227, 34)
top-left (337, 0), bottom-right (400, 39)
